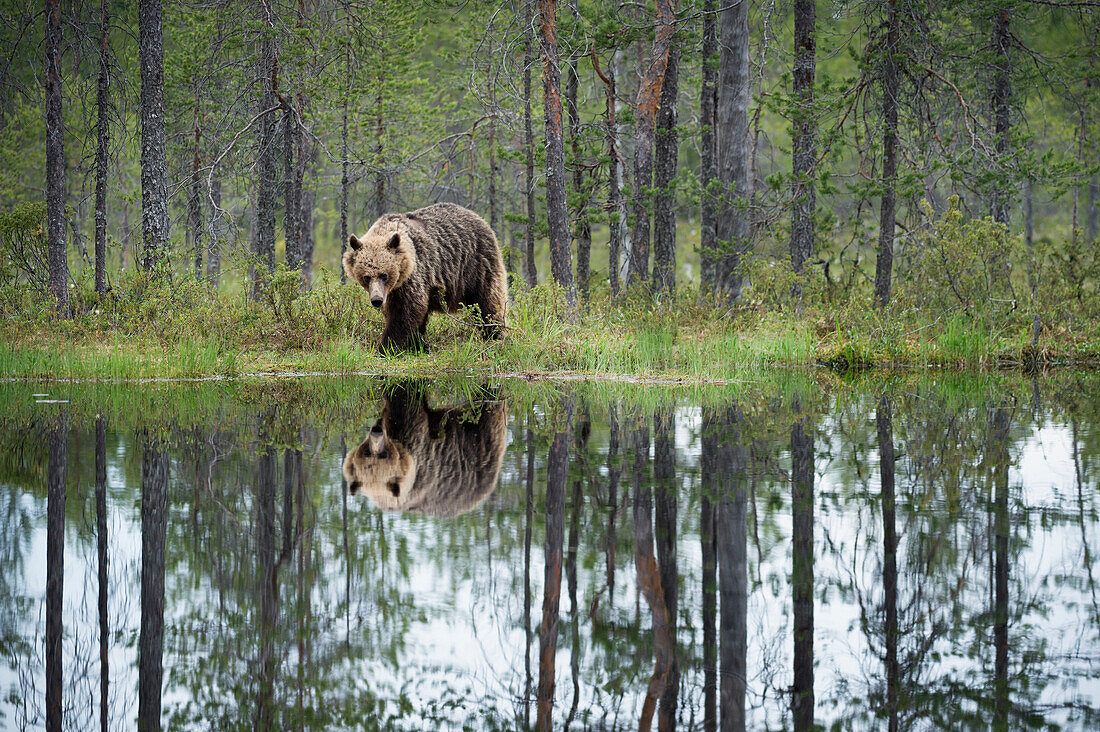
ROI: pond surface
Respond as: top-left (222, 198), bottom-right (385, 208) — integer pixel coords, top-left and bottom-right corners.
top-left (1, 373), bottom-right (1099, 730)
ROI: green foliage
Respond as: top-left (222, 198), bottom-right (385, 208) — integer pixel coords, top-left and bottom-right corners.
top-left (0, 202), bottom-right (48, 304)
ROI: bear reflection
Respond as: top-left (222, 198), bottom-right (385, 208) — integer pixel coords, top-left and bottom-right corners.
top-left (343, 383), bottom-right (508, 517)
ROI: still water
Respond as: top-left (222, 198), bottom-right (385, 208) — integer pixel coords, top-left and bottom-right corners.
top-left (1, 373), bottom-right (1098, 730)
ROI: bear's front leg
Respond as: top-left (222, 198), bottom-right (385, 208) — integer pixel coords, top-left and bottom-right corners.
top-left (379, 300), bottom-right (429, 355)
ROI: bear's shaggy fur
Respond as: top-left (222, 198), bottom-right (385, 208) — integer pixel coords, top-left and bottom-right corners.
top-left (343, 203), bottom-right (507, 352)
top-left (342, 383), bottom-right (508, 518)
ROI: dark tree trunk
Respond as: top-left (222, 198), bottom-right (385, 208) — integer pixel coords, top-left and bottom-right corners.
top-left (633, 421), bottom-right (673, 732)
top-left (790, 0), bottom-right (816, 297)
top-left (700, 0), bottom-right (719, 293)
top-left (652, 38), bottom-right (680, 296)
top-left (523, 0), bottom-right (538, 288)
top-left (606, 404), bottom-right (620, 601)
top-left (991, 7), bottom-right (1011, 227)
top-left (877, 397), bottom-right (898, 732)
top-left (284, 111), bottom-right (301, 270)
top-left (190, 84), bottom-right (204, 281)
top-left (790, 407), bottom-right (814, 731)
top-left (46, 0), bottom-right (68, 315)
top-left (627, 0), bottom-right (676, 291)
top-left (1088, 175), bottom-right (1099, 243)
top-left (701, 410), bottom-right (718, 732)
top-left (565, 17), bottom-right (590, 303)
top-left (252, 23), bottom-right (278, 297)
top-left (536, 399), bottom-right (573, 731)
top-left (139, 0), bottom-right (169, 273)
top-left (991, 408), bottom-right (1010, 730)
top-left (538, 0), bottom-right (576, 306)
top-left (875, 0), bottom-right (899, 307)
top-left (524, 424), bottom-right (535, 729)
top-left (654, 411), bottom-right (679, 730)
top-left (374, 64), bottom-right (385, 220)
top-left (96, 417), bottom-right (109, 732)
top-left (715, 0), bottom-right (751, 301)
top-left (254, 445), bottom-right (278, 730)
top-left (339, 0), bottom-right (351, 284)
top-left (566, 407), bottom-right (588, 728)
top-left (46, 412), bottom-right (67, 732)
top-left (714, 409), bottom-right (748, 732)
top-left (139, 435), bottom-right (168, 732)
top-left (593, 51), bottom-right (623, 297)
top-left (94, 0), bottom-right (110, 297)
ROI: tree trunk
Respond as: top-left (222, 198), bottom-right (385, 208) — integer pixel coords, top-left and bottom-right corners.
top-left (524, 423), bottom-right (535, 729)
top-left (564, 8), bottom-right (590, 303)
top-left (254, 445), bottom-right (277, 730)
top-left (94, 0), bottom-right (110, 297)
top-left (654, 411), bottom-right (679, 730)
top-left (523, 0), bottom-right (539, 288)
top-left (877, 397), bottom-right (898, 732)
top-left (653, 37), bottom-right (680, 297)
top-left (374, 61), bottom-right (386, 219)
top-left (700, 0), bottom-right (719, 293)
top-left (715, 409), bottom-right (747, 732)
top-left (46, 0), bottom-right (68, 315)
top-left (627, 0), bottom-right (676, 291)
top-left (190, 82), bottom-right (204, 281)
top-left (252, 19), bottom-right (278, 298)
top-left (701, 409), bottom-right (718, 732)
top-left (339, 0), bottom-right (351, 284)
top-left (139, 434), bottom-right (169, 732)
top-left (991, 408), bottom-right (1010, 730)
top-left (1088, 175), bottom-right (1099, 243)
top-left (566, 407), bottom-right (588, 728)
top-left (96, 417), bottom-right (109, 732)
top-left (791, 406), bottom-right (814, 731)
top-left (536, 398), bottom-right (573, 731)
top-left (206, 178), bottom-right (222, 288)
top-left (715, 0), bottom-right (751, 301)
top-left (991, 6), bottom-right (1011, 227)
top-left (875, 0), bottom-right (899, 307)
top-left (139, 0), bottom-right (169, 274)
top-left (538, 0), bottom-right (576, 306)
top-left (593, 50), bottom-right (623, 297)
top-left (46, 412), bottom-right (67, 732)
top-left (790, 0), bottom-right (816, 299)
top-left (284, 110), bottom-right (301, 270)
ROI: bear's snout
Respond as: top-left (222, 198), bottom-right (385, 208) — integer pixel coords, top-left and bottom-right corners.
top-left (371, 297), bottom-right (383, 308)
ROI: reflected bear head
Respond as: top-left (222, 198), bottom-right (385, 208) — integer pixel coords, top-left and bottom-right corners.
top-left (343, 382), bottom-right (508, 517)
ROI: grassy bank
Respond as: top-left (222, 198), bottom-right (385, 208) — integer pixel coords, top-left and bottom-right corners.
top-left (2, 263), bottom-right (1099, 382)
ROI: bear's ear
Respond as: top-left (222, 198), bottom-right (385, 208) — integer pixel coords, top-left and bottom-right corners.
top-left (349, 234), bottom-right (363, 251)
top-left (386, 233), bottom-right (401, 251)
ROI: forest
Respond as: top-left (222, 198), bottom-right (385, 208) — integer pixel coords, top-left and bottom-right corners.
top-left (1, 0), bottom-right (1099, 377)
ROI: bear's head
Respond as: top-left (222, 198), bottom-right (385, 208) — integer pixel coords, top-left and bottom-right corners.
top-left (343, 220), bottom-right (417, 309)
top-left (342, 419), bottom-right (419, 511)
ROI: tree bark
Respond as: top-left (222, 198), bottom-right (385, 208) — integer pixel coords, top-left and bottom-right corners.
top-left (252, 17), bottom-right (278, 297)
top-left (206, 177), bottom-right (222, 287)
top-left (700, 0), bottom-right (719, 293)
top-left (339, 0), bottom-right (351, 284)
top-left (592, 50), bottom-right (623, 297)
top-left (791, 406), bottom-right (814, 731)
top-left (991, 408), bottom-right (1010, 730)
top-left (536, 398), bottom-right (573, 731)
top-left (96, 417), bottom-right (109, 732)
top-left (284, 111), bottom-right (301, 270)
top-left (627, 0), bottom-right (677, 291)
top-left (139, 0), bottom-right (169, 274)
top-left (190, 82), bottom-right (204, 281)
top-left (653, 35), bottom-right (680, 297)
top-left (94, 0), bottom-right (110, 296)
top-left (374, 59), bottom-right (386, 220)
top-left (45, 0), bottom-right (68, 315)
top-left (875, 0), bottom-right (899, 307)
top-left (715, 0), bottom-right (751, 301)
top-left (46, 412), bottom-right (67, 732)
top-left (790, 0), bottom-right (816, 298)
top-left (524, 0), bottom-right (539, 288)
top-left (538, 0), bottom-right (576, 306)
top-left (991, 6), bottom-right (1011, 227)
top-left (139, 434), bottom-right (168, 732)
top-left (565, 10), bottom-right (590, 303)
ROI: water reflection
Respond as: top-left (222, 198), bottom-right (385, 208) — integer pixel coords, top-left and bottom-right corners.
top-left (343, 382), bottom-right (507, 517)
top-left (2, 376), bottom-right (1099, 729)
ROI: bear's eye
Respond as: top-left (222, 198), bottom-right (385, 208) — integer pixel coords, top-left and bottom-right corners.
top-left (379, 273), bottom-right (389, 282)
top-left (388, 480), bottom-right (400, 497)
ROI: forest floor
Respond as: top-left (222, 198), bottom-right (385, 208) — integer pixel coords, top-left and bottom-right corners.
top-left (2, 273), bottom-right (1099, 381)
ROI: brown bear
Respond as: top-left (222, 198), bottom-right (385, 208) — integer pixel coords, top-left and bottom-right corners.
top-left (342, 382), bottom-right (509, 518)
top-left (343, 202), bottom-right (508, 352)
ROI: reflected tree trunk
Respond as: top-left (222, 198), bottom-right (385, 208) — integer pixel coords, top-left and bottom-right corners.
top-left (524, 421), bottom-right (535, 728)
top-left (654, 410), bottom-right (679, 730)
top-left (701, 409), bottom-right (719, 732)
top-left (96, 416), bottom-right (109, 732)
top-left (46, 412), bottom-right (67, 732)
top-left (139, 434), bottom-right (169, 732)
top-left (254, 445), bottom-right (278, 730)
top-left (714, 408), bottom-right (747, 732)
top-left (566, 407), bottom-right (589, 727)
top-left (791, 406), bottom-right (814, 731)
top-left (991, 408), bottom-right (1010, 731)
top-left (606, 405), bottom-right (621, 604)
top-left (877, 397), bottom-right (898, 732)
top-left (537, 399), bottom-right (573, 731)
top-left (633, 419), bottom-right (673, 732)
